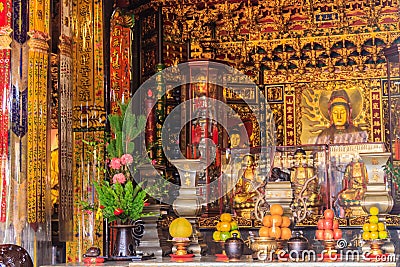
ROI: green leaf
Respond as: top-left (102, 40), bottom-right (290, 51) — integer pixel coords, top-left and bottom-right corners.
top-left (108, 114), bottom-right (123, 133)
top-left (384, 162), bottom-right (400, 188)
top-left (120, 103), bottom-right (128, 117)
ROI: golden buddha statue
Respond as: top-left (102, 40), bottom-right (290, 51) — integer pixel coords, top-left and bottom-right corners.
top-left (338, 159), bottom-right (368, 214)
top-left (234, 154), bottom-right (259, 218)
top-left (316, 89), bottom-right (367, 145)
top-left (290, 148), bottom-right (321, 213)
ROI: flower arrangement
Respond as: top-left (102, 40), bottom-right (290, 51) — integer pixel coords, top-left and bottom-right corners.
top-left (93, 153), bottom-right (147, 223)
top-left (82, 102), bottom-right (151, 224)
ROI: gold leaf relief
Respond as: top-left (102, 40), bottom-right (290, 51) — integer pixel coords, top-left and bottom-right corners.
top-left (299, 81), bottom-right (370, 144)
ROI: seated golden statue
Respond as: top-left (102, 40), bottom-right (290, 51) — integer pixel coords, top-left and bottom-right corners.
top-left (234, 154), bottom-right (259, 218)
top-left (338, 159), bottom-right (368, 207)
top-left (290, 148), bottom-right (322, 212)
top-left (316, 89), bottom-right (368, 144)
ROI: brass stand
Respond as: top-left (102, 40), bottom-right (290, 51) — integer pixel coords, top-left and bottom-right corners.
top-left (322, 240), bottom-right (338, 262)
top-left (369, 240), bottom-right (384, 256)
top-left (172, 240), bottom-right (191, 256)
top-left (254, 181), bottom-right (293, 222)
top-left (264, 181), bottom-right (293, 216)
top-left (170, 159), bottom-right (207, 257)
top-left (359, 153), bottom-right (393, 213)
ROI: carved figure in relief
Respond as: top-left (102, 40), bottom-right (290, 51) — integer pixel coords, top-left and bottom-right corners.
top-left (316, 89), bottom-right (368, 144)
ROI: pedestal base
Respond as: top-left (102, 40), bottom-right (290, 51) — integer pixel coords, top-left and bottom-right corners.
top-left (343, 206), bottom-right (368, 217)
top-left (234, 207), bottom-right (254, 220)
top-left (137, 205), bottom-right (166, 257)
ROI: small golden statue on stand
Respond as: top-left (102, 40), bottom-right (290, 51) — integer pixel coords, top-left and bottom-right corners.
top-left (290, 148), bottom-right (322, 214)
top-left (337, 159), bottom-right (368, 216)
top-left (233, 154), bottom-right (261, 219)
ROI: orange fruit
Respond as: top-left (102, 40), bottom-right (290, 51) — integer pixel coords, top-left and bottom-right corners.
top-left (262, 215), bottom-right (272, 227)
top-left (269, 226), bottom-right (281, 239)
top-left (281, 227), bottom-right (292, 240)
top-left (220, 231), bottom-right (231, 241)
top-left (369, 206), bottom-right (379, 216)
top-left (231, 221), bottom-right (239, 230)
top-left (169, 217), bottom-right (193, 238)
top-left (213, 231), bottom-right (221, 241)
top-left (281, 216), bottom-right (291, 228)
top-left (362, 223), bottom-right (370, 232)
top-left (379, 230), bottom-right (388, 239)
top-left (259, 226), bottom-right (270, 237)
top-left (219, 221), bottom-right (231, 232)
top-left (220, 213), bottom-right (232, 223)
top-left (230, 221), bottom-right (238, 230)
top-left (271, 215), bottom-right (282, 227)
top-left (270, 204), bottom-right (284, 216)
top-left (369, 215), bottom-right (379, 224)
top-left (370, 231), bottom-right (379, 240)
top-left (369, 223), bottom-right (378, 232)
top-left (377, 222), bottom-right (385, 232)
top-left (216, 221), bottom-right (222, 231)
top-left (362, 231), bottom-right (370, 240)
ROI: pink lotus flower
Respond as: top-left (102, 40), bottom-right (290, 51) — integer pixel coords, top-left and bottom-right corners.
top-left (109, 158), bottom-right (121, 169)
top-left (120, 154), bottom-right (133, 165)
top-left (112, 173), bottom-right (126, 184)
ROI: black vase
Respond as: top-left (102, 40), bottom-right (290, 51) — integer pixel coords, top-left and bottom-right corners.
top-left (110, 220), bottom-right (144, 258)
top-left (224, 233), bottom-right (244, 260)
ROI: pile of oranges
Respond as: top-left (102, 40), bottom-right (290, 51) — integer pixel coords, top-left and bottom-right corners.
top-left (213, 213), bottom-right (240, 241)
top-left (259, 204), bottom-right (292, 240)
top-left (362, 206), bottom-right (388, 240)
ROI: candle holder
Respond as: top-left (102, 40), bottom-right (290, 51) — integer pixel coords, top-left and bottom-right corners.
top-left (369, 239), bottom-right (384, 256)
top-left (321, 240), bottom-right (338, 262)
top-left (169, 240), bottom-right (192, 256)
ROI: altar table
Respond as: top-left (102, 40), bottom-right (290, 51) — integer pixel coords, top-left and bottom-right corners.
top-left (41, 256), bottom-right (397, 267)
